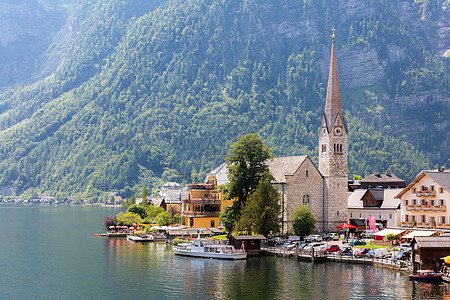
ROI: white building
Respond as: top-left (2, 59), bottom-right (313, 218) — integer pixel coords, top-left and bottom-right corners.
top-left (348, 188), bottom-right (402, 229)
top-left (396, 169), bottom-right (450, 230)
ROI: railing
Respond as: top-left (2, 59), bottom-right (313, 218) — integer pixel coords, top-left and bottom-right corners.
top-left (183, 198), bottom-right (221, 205)
top-left (181, 211), bottom-right (220, 217)
top-left (416, 191), bottom-right (436, 197)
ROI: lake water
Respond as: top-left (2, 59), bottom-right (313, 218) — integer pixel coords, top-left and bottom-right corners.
top-left (0, 205), bottom-right (449, 299)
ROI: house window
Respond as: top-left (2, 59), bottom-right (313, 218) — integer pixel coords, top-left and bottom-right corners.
top-left (405, 200), bottom-right (408, 206)
top-left (350, 213), bottom-right (352, 218)
top-left (430, 217), bottom-right (435, 225)
top-left (441, 199), bottom-right (445, 206)
top-left (405, 215), bottom-right (409, 222)
top-left (440, 187), bottom-right (444, 193)
top-left (390, 214), bottom-right (392, 219)
top-left (337, 211), bottom-right (339, 216)
top-left (210, 220), bottom-right (215, 227)
top-left (379, 214), bottom-right (381, 219)
top-left (431, 186), bottom-right (435, 191)
top-left (306, 170), bottom-right (309, 177)
top-left (359, 213), bottom-right (361, 218)
top-left (412, 188), bottom-right (416, 193)
top-left (303, 195), bottom-right (310, 206)
top-left (422, 215), bottom-right (426, 222)
top-left (412, 216), bottom-right (416, 222)
top-left (430, 200), bottom-right (434, 206)
top-left (413, 199), bottom-right (417, 205)
top-left (322, 144), bottom-right (326, 153)
top-left (442, 216), bottom-right (446, 224)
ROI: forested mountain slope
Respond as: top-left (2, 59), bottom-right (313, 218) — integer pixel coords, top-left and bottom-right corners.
top-left (0, 0), bottom-right (447, 200)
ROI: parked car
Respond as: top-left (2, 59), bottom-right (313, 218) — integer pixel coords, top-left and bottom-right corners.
top-left (329, 233), bottom-right (339, 241)
top-left (354, 248), bottom-right (370, 258)
top-left (311, 235), bottom-right (322, 242)
top-left (286, 241), bottom-right (300, 249)
top-left (398, 244), bottom-right (412, 252)
top-left (366, 249), bottom-right (376, 258)
top-left (394, 251), bottom-right (411, 261)
top-left (340, 246), bottom-right (353, 256)
top-left (349, 239), bottom-right (366, 246)
top-left (374, 248), bottom-right (391, 259)
top-left (303, 243), bottom-right (323, 254)
top-left (326, 244), bottom-right (341, 253)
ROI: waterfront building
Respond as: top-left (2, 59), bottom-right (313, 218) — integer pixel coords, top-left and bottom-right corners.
top-left (411, 236), bottom-right (450, 272)
top-left (396, 168), bottom-right (450, 230)
top-left (347, 170), bottom-right (406, 229)
top-left (181, 165), bottom-right (235, 228)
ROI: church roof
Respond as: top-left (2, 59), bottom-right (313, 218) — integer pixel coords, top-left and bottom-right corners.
top-left (266, 156), bottom-right (310, 184)
top-left (323, 39), bottom-right (345, 132)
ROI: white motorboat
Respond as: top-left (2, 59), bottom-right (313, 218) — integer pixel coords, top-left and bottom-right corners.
top-left (173, 239), bottom-right (247, 260)
top-left (127, 234), bottom-right (155, 242)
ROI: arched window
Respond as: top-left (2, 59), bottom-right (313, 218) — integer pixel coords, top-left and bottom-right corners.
top-left (340, 144), bottom-right (343, 152)
top-left (303, 195), bottom-right (310, 206)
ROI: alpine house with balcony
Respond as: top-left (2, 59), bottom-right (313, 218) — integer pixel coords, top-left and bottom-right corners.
top-left (396, 168), bottom-right (450, 229)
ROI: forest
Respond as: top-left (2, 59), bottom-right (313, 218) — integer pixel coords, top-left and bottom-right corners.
top-left (0, 0), bottom-right (447, 201)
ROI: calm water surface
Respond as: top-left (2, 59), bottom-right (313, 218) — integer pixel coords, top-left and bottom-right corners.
top-left (0, 206), bottom-right (449, 299)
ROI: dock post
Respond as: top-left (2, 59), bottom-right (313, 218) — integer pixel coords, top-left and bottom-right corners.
top-left (295, 245), bottom-right (299, 260)
top-left (311, 248), bottom-right (315, 263)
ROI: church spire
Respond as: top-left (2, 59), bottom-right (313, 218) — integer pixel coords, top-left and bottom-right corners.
top-left (323, 28), bottom-right (344, 132)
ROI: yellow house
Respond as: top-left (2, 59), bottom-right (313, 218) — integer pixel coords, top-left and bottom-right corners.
top-left (181, 164), bottom-right (235, 228)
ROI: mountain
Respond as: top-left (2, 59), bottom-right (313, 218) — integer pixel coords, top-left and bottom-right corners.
top-left (0, 0), bottom-right (448, 200)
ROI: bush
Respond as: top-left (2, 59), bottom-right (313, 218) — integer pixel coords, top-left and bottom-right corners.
top-left (116, 212), bottom-right (143, 226)
top-left (103, 215), bottom-right (116, 229)
top-left (156, 211), bottom-right (172, 226)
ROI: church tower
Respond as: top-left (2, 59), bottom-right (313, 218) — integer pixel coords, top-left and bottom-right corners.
top-left (319, 29), bottom-right (348, 231)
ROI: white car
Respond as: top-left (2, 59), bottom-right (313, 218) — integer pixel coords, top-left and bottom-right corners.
top-left (311, 235), bottom-right (322, 242)
top-left (374, 248), bottom-right (392, 258)
top-left (398, 244), bottom-right (412, 252)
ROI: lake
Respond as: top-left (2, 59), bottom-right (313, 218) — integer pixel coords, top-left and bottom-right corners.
top-left (0, 205), bottom-right (449, 299)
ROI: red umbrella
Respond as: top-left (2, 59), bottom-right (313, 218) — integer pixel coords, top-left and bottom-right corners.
top-left (336, 223), bottom-right (356, 229)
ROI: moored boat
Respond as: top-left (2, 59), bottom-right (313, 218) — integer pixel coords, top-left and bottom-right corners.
top-left (173, 239), bottom-right (247, 260)
top-left (409, 270), bottom-right (442, 282)
top-left (127, 234), bottom-right (155, 242)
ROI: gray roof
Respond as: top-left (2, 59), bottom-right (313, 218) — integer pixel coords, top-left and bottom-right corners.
top-left (231, 235), bottom-right (267, 240)
top-left (347, 188), bottom-right (402, 209)
top-left (207, 162), bottom-right (229, 186)
top-left (415, 236), bottom-right (450, 248)
top-left (425, 171), bottom-right (450, 192)
top-left (360, 172), bottom-right (406, 184)
top-left (266, 156), bottom-right (309, 184)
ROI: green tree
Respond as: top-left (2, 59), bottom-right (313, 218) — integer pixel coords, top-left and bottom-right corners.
top-left (225, 133), bottom-right (274, 223)
top-left (291, 205), bottom-right (316, 239)
top-left (141, 186), bottom-right (149, 205)
top-left (220, 206), bottom-right (236, 233)
top-left (353, 174), bottom-right (363, 180)
top-left (145, 205), bottom-right (165, 219)
top-left (116, 212), bottom-right (143, 227)
top-left (156, 211), bottom-right (172, 226)
top-left (127, 204), bottom-right (147, 219)
top-left (386, 233), bottom-right (395, 241)
top-left (172, 214), bottom-right (182, 224)
top-left (122, 194), bottom-right (136, 209)
top-left (236, 172), bottom-right (281, 237)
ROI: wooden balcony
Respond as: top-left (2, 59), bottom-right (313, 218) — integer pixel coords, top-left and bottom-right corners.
top-left (405, 205), bottom-right (446, 212)
top-left (181, 211), bottom-right (220, 217)
top-left (416, 191), bottom-right (436, 197)
top-left (183, 198), bottom-right (221, 205)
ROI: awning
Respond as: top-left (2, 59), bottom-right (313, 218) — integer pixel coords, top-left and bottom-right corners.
top-left (403, 230), bottom-right (437, 239)
top-left (373, 229), bottom-right (406, 237)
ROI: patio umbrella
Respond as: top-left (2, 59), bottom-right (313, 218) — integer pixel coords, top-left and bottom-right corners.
top-left (336, 223), bottom-right (357, 229)
top-left (444, 256), bottom-right (450, 264)
top-left (109, 226), bottom-right (115, 229)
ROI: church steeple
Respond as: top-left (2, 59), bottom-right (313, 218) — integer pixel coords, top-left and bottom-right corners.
top-left (323, 29), bottom-right (345, 132)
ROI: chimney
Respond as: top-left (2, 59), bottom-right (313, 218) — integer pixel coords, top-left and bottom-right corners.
top-left (374, 169), bottom-right (379, 175)
top-left (438, 167), bottom-right (442, 172)
top-left (385, 170), bottom-right (390, 176)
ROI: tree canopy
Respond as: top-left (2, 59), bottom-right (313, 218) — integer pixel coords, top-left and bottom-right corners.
top-left (291, 205), bottom-right (316, 239)
top-left (225, 133), bottom-right (274, 221)
top-left (237, 172), bottom-right (281, 237)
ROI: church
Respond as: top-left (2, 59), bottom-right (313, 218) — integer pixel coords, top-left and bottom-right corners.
top-left (266, 32), bottom-right (348, 233)
top-left (186, 32), bottom-right (349, 233)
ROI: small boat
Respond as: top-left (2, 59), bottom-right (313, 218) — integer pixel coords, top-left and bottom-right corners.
top-left (409, 270), bottom-right (442, 282)
top-left (173, 239), bottom-right (247, 260)
top-left (127, 234), bottom-right (155, 242)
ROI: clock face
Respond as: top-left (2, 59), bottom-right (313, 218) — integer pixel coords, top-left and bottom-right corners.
top-left (334, 127), bottom-right (342, 136)
top-left (322, 128), bottom-right (327, 136)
